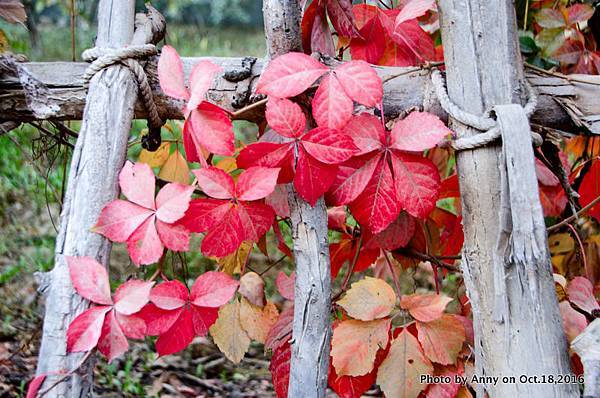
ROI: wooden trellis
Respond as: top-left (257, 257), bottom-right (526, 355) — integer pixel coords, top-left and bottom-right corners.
top-left (1, 0), bottom-right (599, 397)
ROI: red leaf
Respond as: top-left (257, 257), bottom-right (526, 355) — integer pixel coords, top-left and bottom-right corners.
top-left (155, 307), bottom-right (196, 356)
top-left (342, 113), bottom-right (385, 155)
top-left (276, 271), bottom-right (295, 301)
top-left (190, 271), bottom-right (239, 307)
top-left (579, 159), bottom-right (600, 221)
top-left (270, 342), bottom-right (292, 398)
top-left (539, 184), bottom-right (567, 217)
top-left (312, 73), bottom-right (354, 130)
top-left (266, 97), bottom-right (306, 138)
top-left (326, 0), bottom-right (359, 38)
top-left (311, 7), bottom-right (336, 56)
top-left (369, 212), bottom-right (416, 250)
top-left (150, 280), bottom-right (188, 310)
top-left (115, 312), bottom-right (146, 339)
top-left (155, 183), bottom-right (194, 223)
top-left (238, 202), bottom-right (276, 241)
top-left (328, 364), bottom-right (376, 398)
top-left (97, 310), bottom-right (129, 362)
top-left (194, 167), bottom-right (235, 199)
top-left (391, 20), bottom-right (436, 64)
top-left (302, 127), bottom-right (358, 164)
top-left (327, 158), bottom-right (380, 207)
top-left (256, 53), bottom-right (329, 98)
top-left (350, 157), bottom-right (400, 233)
top-left (350, 15), bottom-right (387, 64)
top-left (334, 61), bottom-right (383, 107)
top-left (140, 304), bottom-right (182, 336)
top-left (113, 280), bottom-right (153, 315)
top-left (26, 375), bottom-right (46, 398)
top-left (391, 152), bottom-right (440, 218)
top-left (390, 111), bottom-right (450, 151)
top-left (187, 102), bottom-right (235, 156)
top-left (201, 207), bottom-right (245, 257)
top-left (568, 276), bottom-right (600, 314)
top-left (191, 305), bottom-right (219, 336)
top-left (266, 185), bottom-right (291, 218)
top-left (158, 45), bottom-right (188, 101)
top-left (294, 147), bottom-right (339, 206)
top-left (118, 161), bottom-right (156, 209)
top-left (67, 256), bottom-right (112, 305)
top-left (67, 306), bottom-right (111, 353)
top-left (265, 306), bottom-right (294, 352)
top-left (237, 142), bottom-right (294, 172)
top-left (127, 216), bottom-right (163, 265)
top-left (187, 60), bottom-right (222, 112)
top-left (567, 4), bottom-right (594, 26)
top-left (181, 199), bottom-right (233, 233)
top-left (395, 0), bottom-right (435, 26)
top-left (236, 167), bottom-right (280, 201)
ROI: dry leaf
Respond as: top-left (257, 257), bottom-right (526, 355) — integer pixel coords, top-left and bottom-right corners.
top-left (138, 142), bottom-right (170, 168)
top-left (158, 149), bottom-right (190, 184)
top-left (217, 241), bottom-right (252, 275)
top-left (239, 272), bottom-right (265, 307)
top-left (209, 299), bottom-right (251, 363)
top-left (0, 0), bottom-right (26, 24)
top-left (416, 314), bottom-right (466, 365)
top-left (331, 318), bottom-right (390, 377)
top-left (337, 277), bottom-right (396, 321)
top-left (400, 294), bottom-right (453, 322)
top-left (376, 328), bottom-right (433, 398)
top-left (239, 298), bottom-right (279, 344)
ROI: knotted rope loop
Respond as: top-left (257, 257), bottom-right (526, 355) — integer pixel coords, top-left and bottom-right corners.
top-left (431, 69), bottom-right (540, 150)
top-left (81, 44), bottom-right (164, 150)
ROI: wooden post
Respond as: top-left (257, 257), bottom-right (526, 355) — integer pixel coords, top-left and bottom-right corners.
top-left (262, 1), bottom-right (331, 397)
top-left (437, 1), bottom-right (578, 397)
top-left (35, 1), bottom-right (164, 396)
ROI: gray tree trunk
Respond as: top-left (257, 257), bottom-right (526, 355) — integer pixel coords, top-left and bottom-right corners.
top-left (34, 1), bottom-right (163, 396)
top-left (437, 1), bottom-right (578, 397)
top-left (262, 1), bottom-right (331, 397)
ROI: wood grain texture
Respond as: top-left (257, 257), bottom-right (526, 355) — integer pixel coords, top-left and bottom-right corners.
top-left (34, 2), bottom-right (164, 397)
top-left (438, 1), bottom-right (578, 397)
top-left (262, 1), bottom-right (331, 397)
top-left (2, 59), bottom-right (600, 137)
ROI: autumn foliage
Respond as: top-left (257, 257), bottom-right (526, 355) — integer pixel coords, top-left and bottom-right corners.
top-left (28, 1), bottom-right (600, 397)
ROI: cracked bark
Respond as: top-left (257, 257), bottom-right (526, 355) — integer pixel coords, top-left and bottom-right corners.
top-left (438, 1), bottom-right (578, 397)
top-left (262, 1), bottom-right (331, 397)
top-left (34, 1), bottom-right (164, 396)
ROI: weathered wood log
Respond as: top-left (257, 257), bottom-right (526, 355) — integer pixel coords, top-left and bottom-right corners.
top-left (262, 1), bottom-right (331, 397)
top-left (34, 2), bottom-right (165, 396)
top-left (2, 58), bottom-right (600, 136)
top-left (572, 319), bottom-right (600, 398)
top-left (438, 1), bottom-right (578, 397)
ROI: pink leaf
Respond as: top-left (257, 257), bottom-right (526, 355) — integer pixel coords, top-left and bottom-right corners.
top-left (26, 374), bottom-right (46, 398)
top-left (115, 312), bottom-right (146, 339)
top-left (157, 45), bottom-right (188, 101)
top-left (139, 304), bottom-right (182, 336)
top-left (181, 199), bottom-right (233, 233)
top-left (400, 294), bottom-right (452, 322)
top-left (342, 114), bottom-right (385, 155)
top-left (94, 200), bottom-right (153, 242)
top-left (266, 185), bottom-right (291, 218)
top-left (302, 127), bottom-right (358, 164)
top-left (190, 271), bottom-right (239, 307)
top-left (276, 271), bottom-right (295, 301)
top-left (97, 310), bottom-right (129, 362)
top-left (559, 301), bottom-right (588, 342)
top-left (391, 152), bottom-right (440, 218)
top-left (371, 212), bottom-right (416, 250)
top-left (390, 112), bottom-right (450, 151)
top-left (187, 102), bottom-right (235, 156)
top-left (327, 155), bottom-right (380, 205)
top-left (334, 61), bottom-right (383, 107)
top-left (294, 147), bottom-right (339, 206)
top-left (266, 97), bottom-right (306, 138)
top-left (155, 183), bottom-right (194, 223)
top-left (156, 220), bottom-right (191, 252)
top-left (118, 161), bottom-right (156, 209)
top-left (67, 256), bottom-right (112, 305)
top-left (126, 216), bottom-right (164, 265)
top-left (113, 280), bottom-right (153, 315)
top-left (67, 306), bottom-right (111, 353)
top-left (270, 342), bottom-right (292, 398)
top-left (395, 0), bottom-right (435, 26)
top-left (256, 52), bottom-right (329, 98)
top-left (312, 73), bottom-right (354, 130)
top-left (326, 0), bottom-right (359, 37)
top-left (150, 280), bottom-right (188, 310)
top-left (155, 307), bottom-right (196, 356)
top-left (193, 167), bottom-right (235, 199)
top-left (187, 60), bottom-right (222, 112)
top-left (568, 277), bottom-right (600, 314)
top-left (236, 167), bottom-right (280, 201)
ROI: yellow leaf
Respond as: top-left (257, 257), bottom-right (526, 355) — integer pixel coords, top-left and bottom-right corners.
top-left (138, 142), bottom-right (170, 168)
top-left (337, 277), bottom-right (396, 321)
top-left (239, 298), bottom-right (279, 344)
top-left (548, 233), bottom-right (575, 255)
top-left (217, 241), bottom-right (252, 275)
top-left (331, 318), bottom-right (390, 377)
top-left (0, 30), bottom-right (8, 53)
top-left (376, 328), bottom-right (433, 398)
top-left (209, 299), bottom-right (250, 364)
top-left (158, 149), bottom-right (190, 184)
top-left (215, 157), bottom-right (237, 173)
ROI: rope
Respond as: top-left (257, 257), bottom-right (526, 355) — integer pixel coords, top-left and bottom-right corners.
top-left (431, 69), bottom-right (541, 150)
top-left (81, 44), bottom-right (164, 136)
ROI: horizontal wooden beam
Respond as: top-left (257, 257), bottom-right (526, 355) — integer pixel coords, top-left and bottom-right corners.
top-left (1, 57), bottom-right (599, 136)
